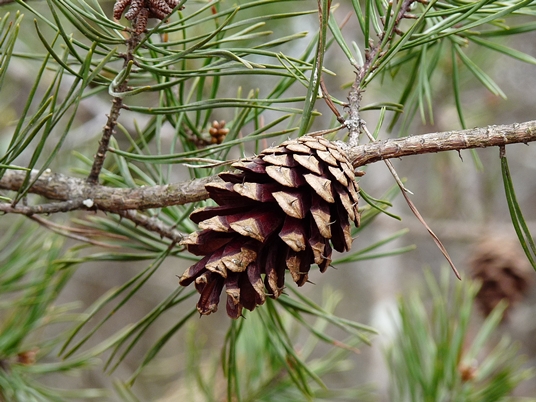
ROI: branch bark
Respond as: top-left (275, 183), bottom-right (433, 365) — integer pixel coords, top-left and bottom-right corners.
top-left (0, 170), bottom-right (216, 212)
top-left (1, 120), bottom-right (535, 213)
top-left (87, 36), bottom-right (140, 185)
top-left (347, 120), bottom-right (536, 167)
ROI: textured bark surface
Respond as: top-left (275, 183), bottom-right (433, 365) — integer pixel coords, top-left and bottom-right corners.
top-left (1, 121), bottom-right (535, 214)
top-left (347, 121), bottom-right (536, 167)
top-left (0, 169), bottom-right (216, 212)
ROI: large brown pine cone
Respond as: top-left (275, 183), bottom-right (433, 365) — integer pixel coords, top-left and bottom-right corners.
top-left (179, 136), bottom-right (360, 318)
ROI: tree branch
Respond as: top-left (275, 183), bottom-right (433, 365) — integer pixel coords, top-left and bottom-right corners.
top-left (344, 0), bottom-right (418, 145)
top-left (347, 120), bottom-right (536, 167)
top-left (1, 121), bottom-right (535, 213)
top-left (0, 199), bottom-right (83, 215)
top-left (116, 210), bottom-right (186, 243)
top-left (87, 35), bottom-right (140, 184)
top-left (0, 170), bottom-right (216, 211)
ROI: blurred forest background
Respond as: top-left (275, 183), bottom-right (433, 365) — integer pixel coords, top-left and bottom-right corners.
top-left (1, 0), bottom-right (536, 400)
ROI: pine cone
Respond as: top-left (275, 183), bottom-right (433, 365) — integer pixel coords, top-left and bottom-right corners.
top-left (469, 236), bottom-right (533, 320)
top-left (179, 136), bottom-right (360, 318)
top-left (113, 0), bottom-right (181, 34)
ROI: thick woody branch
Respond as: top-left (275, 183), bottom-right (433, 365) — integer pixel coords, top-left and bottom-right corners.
top-left (347, 121), bottom-right (536, 167)
top-left (1, 121), bottom-right (535, 213)
top-left (0, 170), bottom-right (216, 211)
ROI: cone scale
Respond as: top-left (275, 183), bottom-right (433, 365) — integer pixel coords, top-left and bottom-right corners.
top-left (179, 136), bottom-right (360, 318)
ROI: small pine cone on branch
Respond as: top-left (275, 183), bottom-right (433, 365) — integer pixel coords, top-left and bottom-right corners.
top-left (179, 136), bottom-right (360, 318)
top-left (113, 0), bottom-right (181, 34)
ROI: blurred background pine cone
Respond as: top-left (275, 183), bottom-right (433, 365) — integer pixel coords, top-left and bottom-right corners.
top-left (469, 235), bottom-right (533, 320)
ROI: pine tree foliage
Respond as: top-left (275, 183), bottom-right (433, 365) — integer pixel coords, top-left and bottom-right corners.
top-left (387, 269), bottom-right (534, 402)
top-left (1, 0), bottom-right (536, 399)
top-left (0, 221), bottom-right (106, 400)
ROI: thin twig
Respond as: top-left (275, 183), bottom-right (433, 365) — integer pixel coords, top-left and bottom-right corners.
top-left (318, 9), bottom-right (353, 123)
top-left (181, 157), bottom-right (237, 169)
top-left (87, 35), bottom-right (140, 184)
top-left (0, 199), bottom-right (84, 215)
top-left (398, 179), bottom-right (461, 279)
top-left (320, 76), bottom-right (345, 124)
top-left (344, 0), bottom-right (418, 145)
top-left (354, 0), bottom-right (417, 85)
top-left (362, 124), bottom-right (459, 277)
top-left (117, 210), bottom-right (186, 243)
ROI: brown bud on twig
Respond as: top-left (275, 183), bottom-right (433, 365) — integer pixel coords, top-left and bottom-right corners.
top-left (208, 120), bottom-right (230, 144)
